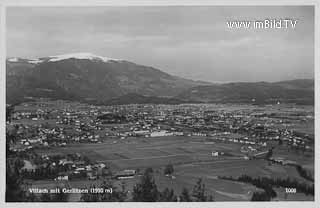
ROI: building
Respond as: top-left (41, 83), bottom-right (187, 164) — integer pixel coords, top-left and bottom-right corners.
top-left (115, 169), bottom-right (136, 179)
top-left (150, 130), bottom-right (173, 137)
top-left (212, 151), bottom-right (219, 157)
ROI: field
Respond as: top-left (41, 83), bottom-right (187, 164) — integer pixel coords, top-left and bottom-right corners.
top-left (34, 135), bottom-right (314, 201)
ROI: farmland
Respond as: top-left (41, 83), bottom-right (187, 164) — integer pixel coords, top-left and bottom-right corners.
top-left (34, 135), bottom-right (314, 201)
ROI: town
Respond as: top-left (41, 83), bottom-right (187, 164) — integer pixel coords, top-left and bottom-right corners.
top-left (6, 98), bottom-right (314, 201)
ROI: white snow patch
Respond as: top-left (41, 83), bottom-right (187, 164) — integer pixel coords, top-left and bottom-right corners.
top-left (28, 59), bottom-right (44, 64)
top-left (8, 57), bottom-right (19, 62)
top-left (48, 52), bottom-right (118, 62)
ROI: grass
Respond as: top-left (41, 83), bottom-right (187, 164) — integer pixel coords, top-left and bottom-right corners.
top-left (32, 135), bottom-right (314, 201)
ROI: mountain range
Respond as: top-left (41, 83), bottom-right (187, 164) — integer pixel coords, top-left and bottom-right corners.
top-left (6, 53), bottom-right (314, 105)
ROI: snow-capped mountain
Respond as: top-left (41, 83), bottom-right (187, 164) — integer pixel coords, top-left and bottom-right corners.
top-left (7, 57), bottom-right (19, 62)
top-left (7, 52), bottom-right (120, 64)
top-left (47, 52), bottom-right (119, 62)
top-left (6, 53), bottom-right (205, 104)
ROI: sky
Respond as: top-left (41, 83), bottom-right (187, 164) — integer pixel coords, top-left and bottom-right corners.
top-left (6, 6), bottom-right (314, 83)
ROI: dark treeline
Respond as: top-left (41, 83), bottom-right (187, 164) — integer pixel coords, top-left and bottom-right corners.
top-left (295, 165), bottom-right (314, 182)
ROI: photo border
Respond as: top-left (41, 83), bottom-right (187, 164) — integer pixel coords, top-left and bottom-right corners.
top-left (0, 1), bottom-right (318, 208)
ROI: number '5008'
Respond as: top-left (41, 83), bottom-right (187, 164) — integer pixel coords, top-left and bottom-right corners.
top-left (285, 188), bottom-right (296, 193)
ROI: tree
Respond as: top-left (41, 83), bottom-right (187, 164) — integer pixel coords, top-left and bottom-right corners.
top-left (164, 164), bottom-right (174, 175)
top-left (132, 168), bottom-right (159, 201)
top-left (266, 148), bottom-right (273, 159)
top-left (159, 188), bottom-right (177, 202)
top-left (251, 191), bottom-right (271, 201)
top-left (6, 128), bottom-right (20, 156)
top-left (208, 194), bottom-right (214, 201)
top-left (192, 178), bottom-right (208, 202)
top-left (82, 155), bottom-right (91, 164)
top-left (6, 159), bottom-right (26, 202)
top-left (6, 167), bottom-right (25, 202)
top-left (180, 187), bottom-right (192, 202)
top-left (6, 105), bottom-right (14, 122)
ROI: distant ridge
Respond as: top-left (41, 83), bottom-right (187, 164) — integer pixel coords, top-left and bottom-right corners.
top-left (176, 79), bottom-right (314, 105)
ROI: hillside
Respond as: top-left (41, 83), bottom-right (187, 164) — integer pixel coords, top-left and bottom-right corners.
top-left (176, 79), bottom-right (314, 105)
top-left (6, 53), bottom-right (206, 104)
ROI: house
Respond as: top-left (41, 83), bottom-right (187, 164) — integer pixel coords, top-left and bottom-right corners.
top-left (269, 157), bottom-right (284, 164)
top-left (87, 171), bottom-right (97, 180)
top-left (252, 150), bottom-right (269, 159)
top-left (59, 159), bottom-right (73, 166)
top-left (150, 130), bottom-right (173, 137)
top-left (173, 132), bottom-right (184, 136)
top-left (21, 160), bottom-right (37, 172)
top-left (55, 175), bottom-right (69, 181)
top-left (212, 151), bottom-right (219, 157)
top-left (55, 171), bottom-right (69, 181)
top-left (282, 160), bottom-right (297, 166)
top-left (133, 130), bottom-right (150, 137)
top-left (115, 169), bottom-right (136, 179)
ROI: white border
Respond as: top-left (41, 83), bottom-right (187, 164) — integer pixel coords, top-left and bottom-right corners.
top-left (0, 1), bottom-right (318, 208)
